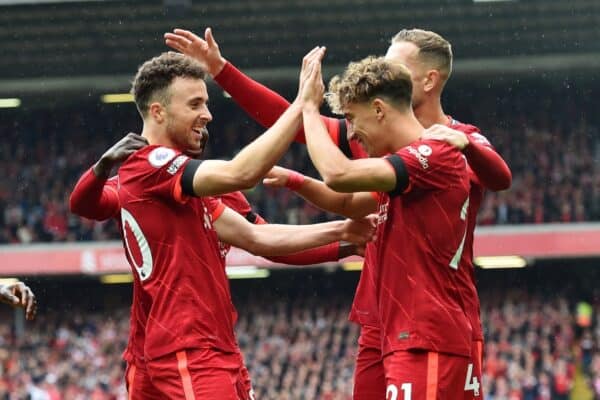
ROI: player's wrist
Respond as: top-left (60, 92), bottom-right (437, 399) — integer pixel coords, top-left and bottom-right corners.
top-left (93, 159), bottom-right (112, 179)
top-left (208, 57), bottom-right (227, 77)
top-left (285, 171), bottom-right (305, 191)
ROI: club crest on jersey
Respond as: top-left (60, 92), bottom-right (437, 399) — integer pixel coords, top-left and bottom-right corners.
top-left (167, 155), bottom-right (188, 175)
top-left (417, 144), bottom-right (432, 157)
top-left (148, 147), bottom-right (176, 168)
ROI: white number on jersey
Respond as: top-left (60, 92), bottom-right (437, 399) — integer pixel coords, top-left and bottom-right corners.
top-left (121, 208), bottom-right (153, 281)
top-left (449, 197), bottom-right (470, 269)
top-left (464, 363), bottom-right (481, 397)
top-left (387, 383), bottom-right (412, 400)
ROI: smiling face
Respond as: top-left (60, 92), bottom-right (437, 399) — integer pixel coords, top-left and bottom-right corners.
top-left (163, 77), bottom-right (212, 158)
top-left (343, 101), bottom-right (386, 157)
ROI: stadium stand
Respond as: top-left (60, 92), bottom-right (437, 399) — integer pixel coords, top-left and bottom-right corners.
top-left (0, 81), bottom-right (598, 244)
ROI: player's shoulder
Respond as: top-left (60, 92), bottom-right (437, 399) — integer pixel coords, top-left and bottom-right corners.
top-left (398, 138), bottom-right (463, 171)
top-left (448, 117), bottom-right (480, 135)
top-left (125, 146), bottom-right (187, 172)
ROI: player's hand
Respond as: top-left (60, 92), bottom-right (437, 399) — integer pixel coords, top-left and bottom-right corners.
top-left (295, 46), bottom-right (326, 106)
top-left (340, 215), bottom-right (377, 246)
top-left (164, 27), bottom-right (227, 77)
top-left (94, 133), bottom-right (148, 178)
top-left (0, 282), bottom-right (37, 320)
top-left (421, 124), bottom-right (469, 150)
top-left (262, 166), bottom-right (291, 188)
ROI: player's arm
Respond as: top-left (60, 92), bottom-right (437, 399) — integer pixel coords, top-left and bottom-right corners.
top-left (246, 211), bottom-right (360, 264)
top-left (182, 48), bottom-right (326, 197)
top-left (164, 27), bottom-right (346, 147)
top-left (213, 206), bottom-right (374, 257)
top-left (70, 133), bottom-right (148, 220)
top-left (263, 166), bottom-right (378, 219)
top-left (0, 281), bottom-right (36, 320)
top-left (422, 125), bottom-right (512, 191)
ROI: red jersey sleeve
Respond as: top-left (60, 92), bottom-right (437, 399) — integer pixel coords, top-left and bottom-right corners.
top-left (212, 63), bottom-right (369, 159)
top-left (69, 167), bottom-right (120, 220)
top-left (463, 132), bottom-right (512, 191)
top-left (128, 147), bottom-right (193, 204)
top-left (386, 139), bottom-right (467, 195)
top-left (219, 191), bottom-right (252, 216)
top-left (205, 196), bottom-right (226, 222)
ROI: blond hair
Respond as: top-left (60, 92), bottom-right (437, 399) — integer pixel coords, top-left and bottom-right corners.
top-left (326, 56), bottom-right (412, 115)
top-left (391, 28), bottom-right (452, 79)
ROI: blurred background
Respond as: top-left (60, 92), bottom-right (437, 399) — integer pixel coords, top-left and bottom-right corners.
top-left (0, 0), bottom-right (599, 399)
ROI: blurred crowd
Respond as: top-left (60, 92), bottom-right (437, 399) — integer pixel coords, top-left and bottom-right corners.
top-left (2, 284), bottom-right (600, 399)
top-left (0, 88), bottom-right (598, 244)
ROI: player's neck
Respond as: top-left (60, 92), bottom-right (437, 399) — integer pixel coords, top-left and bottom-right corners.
top-left (141, 126), bottom-right (175, 149)
top-left (414, 97), bottom-right (448, 129)
top-left (388, 112), bottom-right (423, 151)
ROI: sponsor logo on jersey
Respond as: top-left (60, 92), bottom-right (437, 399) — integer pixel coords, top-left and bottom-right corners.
top-left (148, 147), bottom-right (176, 168)
top-left (167, 155), bottom-right (188, 175)
top-left (377, 201), bottom-right (389, 226)
top-left (407, 146), bottom-right (430, 169)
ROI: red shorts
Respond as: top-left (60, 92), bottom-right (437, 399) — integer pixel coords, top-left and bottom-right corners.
top-left (124, 362), bottom-right (163, 400)
top-left (238, 361), bottom-right (255, 400)
top-left (354, 324), bottom-right (385, 399)
top-left (463, 340), bottom-right (483, 399)
top-left (383, 350), bottom-right (470, 400)
top-left (145, 349), bottom-right (249, 400)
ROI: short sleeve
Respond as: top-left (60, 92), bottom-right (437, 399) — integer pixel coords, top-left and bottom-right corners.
top-left (135, 147), bottom-right (192, 204)
top-left (205, 197), bottom-right (226, 222)
top-left (219, 191), bottom-right (252, 216)
top-left (389, 140), bottom-right (466, 193)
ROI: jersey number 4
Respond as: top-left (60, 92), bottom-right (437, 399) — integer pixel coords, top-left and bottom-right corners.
top-left (121, 208), bottom-right (153, 281)
top-left (449, 197), bottom-right (469, 269)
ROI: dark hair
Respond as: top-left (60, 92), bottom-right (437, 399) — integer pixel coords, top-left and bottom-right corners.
top-left (131, 52), bottom-right (206, 117)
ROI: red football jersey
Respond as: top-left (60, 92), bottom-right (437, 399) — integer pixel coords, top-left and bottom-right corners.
top-left (117, 145), bottom-right (238, 361)
top-left (376, 139), bottom-right (472, 357)
top-left (448, 117), bottom-right (488, 342)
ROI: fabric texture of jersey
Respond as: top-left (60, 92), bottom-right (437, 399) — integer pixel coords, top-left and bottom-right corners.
top-left (377, 139), bottom-right (472, 357)
top-left (117, 145), bottom-right (237, 361)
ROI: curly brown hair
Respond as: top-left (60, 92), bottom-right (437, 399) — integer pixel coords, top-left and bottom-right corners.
top-left (391, 29), bottom-right (452, 79)
top-left (131, 52), bottom-right (206, 117)
top-left (326, 56), bottom-right (412, 115)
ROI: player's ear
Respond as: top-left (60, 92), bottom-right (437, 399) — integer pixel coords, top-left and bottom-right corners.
top-left (423, 69), bottom-right (440, 93)
top-left (372, 98), bottom-right (385, 121)
top-left (149, 102), bottom-right (166, 124)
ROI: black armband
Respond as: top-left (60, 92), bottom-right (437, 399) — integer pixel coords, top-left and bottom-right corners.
top-left (385, 154), bottom-right (409, 197)
top-left (337, 119), bottom-right (353, 159)
top-left (181, 159), bottom-right (203, 197)
top-left (245, 211), bottom-right (259, 224)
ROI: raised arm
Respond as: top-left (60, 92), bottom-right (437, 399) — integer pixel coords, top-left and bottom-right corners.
top-left (421, 125), bottom-right (512, 191)
top-left (164, 27), bottom-right (350, 147)
top-left (183, 47), bottom-right (327, 197)
top-left (300, 61), bottom-right (398, 194)
top-left (263, 166), bottom-right (378, 219)
top-left (70, 133), bottom-right (148, 220)
top-left (213, 206), bottom-right (374, 257)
